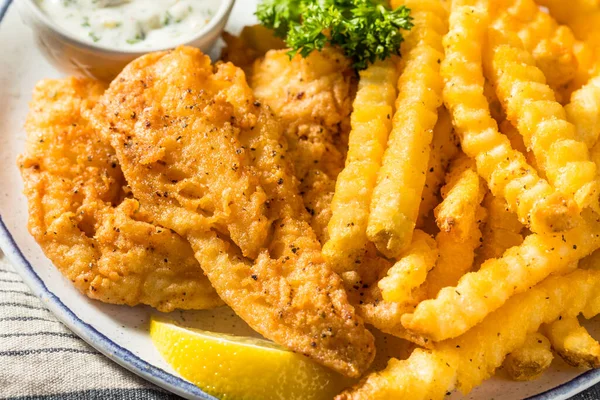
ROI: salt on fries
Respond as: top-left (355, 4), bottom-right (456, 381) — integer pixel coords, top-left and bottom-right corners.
top-left (327, 0), bottom-right (600, 397)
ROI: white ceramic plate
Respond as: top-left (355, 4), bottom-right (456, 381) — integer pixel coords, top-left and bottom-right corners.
top-left (1, 1), bottom-right (599, 399)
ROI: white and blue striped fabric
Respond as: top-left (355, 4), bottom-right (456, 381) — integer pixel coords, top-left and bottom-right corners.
top-left (0, 251), bottom-right (180, 400)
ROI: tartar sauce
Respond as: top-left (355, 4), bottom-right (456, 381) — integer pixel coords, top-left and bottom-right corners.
top-left (35, 0), bottom-right (220, 50)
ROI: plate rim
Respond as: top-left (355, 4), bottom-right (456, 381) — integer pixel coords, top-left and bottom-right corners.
top-left (1, 1), bottom-right (600, 399)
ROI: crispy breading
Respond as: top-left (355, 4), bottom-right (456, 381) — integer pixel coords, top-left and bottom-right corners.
top-left (337, 268), bottom-right (600, 400)
top-left (251, 48), bottom-right (355, 243)
top-left (91, 47), bottom-right (374, 377)
top-left (18, 77), bottom-right (221, 312)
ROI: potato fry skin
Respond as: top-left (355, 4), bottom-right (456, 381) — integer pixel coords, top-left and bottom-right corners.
top-left (486, 29), bottom-right (599, 210)
top-left (323, 60), bottom-right (398, 273)
top-left (366, 0), bottom-right (447, 258)
top-left (338, 269), bottom-right (600, 399)
top-left (503, 332), bottom-right (553, 381)
top-left (543, 316), bottom-right (600, 368)
top-left (403, 211), bottom-right (600, 341)
top-left (379, 230), bottom-right (438, 304)
top-left (441, 0), bottom-right (578, 234)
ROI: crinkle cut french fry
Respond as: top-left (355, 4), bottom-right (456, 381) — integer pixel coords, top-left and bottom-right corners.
top-left (503, 332), bottom-right (553, 381)
top-left (492, 0), bottom-right (578, 92)
top-left (535, 0), bottom-right (600, 25)
top-left (402, 210), bottom-right (600, 342)
top-left (417, 106), bottom-right (459, 227)
top-left (426, 208), bottom-right (485, 299)
top-left (485, 29), bottom-right (599, 210)
top-left (337, 269), bottom-right (600, 400)
top-left (366, 0), bottom-right (447, 258)
top-left (435, 156), bottom-right (485, 240)
top-left (378, 230), bottom-right (438, 304)
top-left (441, 0), bottom-right (578, 234)
top-left (499, 120), bottom-right (541, 174)
top-left (565, 76), bottom-right (600, 148)
top-left (475, 192), bottom-right (524, 266)
top-left (323, 60), bottom-right (398, 273)
top-left (543, 316), bottom-right (600, 368)
top-left (425, 155), bottom-right (486, 298)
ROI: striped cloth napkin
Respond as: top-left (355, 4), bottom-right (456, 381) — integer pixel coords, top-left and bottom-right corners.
top-left (0, 247), bottom-right (598, 400)
top-left (0, 251), bottom-right (180, 400)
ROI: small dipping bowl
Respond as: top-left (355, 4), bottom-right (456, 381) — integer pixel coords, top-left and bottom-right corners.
top-left (17, 0), bottom-right (235, 81)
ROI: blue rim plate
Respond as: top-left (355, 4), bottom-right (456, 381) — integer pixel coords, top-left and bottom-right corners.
top-left (0, 1), bottom-right (599, 399)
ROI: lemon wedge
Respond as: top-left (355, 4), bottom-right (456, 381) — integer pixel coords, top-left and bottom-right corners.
top-left (150, 317), bottom-right (353, 400)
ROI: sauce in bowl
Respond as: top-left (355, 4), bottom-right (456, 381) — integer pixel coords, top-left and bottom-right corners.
top-left (35, 0), bottom-right (221, 51)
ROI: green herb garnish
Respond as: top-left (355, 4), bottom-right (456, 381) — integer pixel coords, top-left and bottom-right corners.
top-left (255, 0), bottom-right (413, 70)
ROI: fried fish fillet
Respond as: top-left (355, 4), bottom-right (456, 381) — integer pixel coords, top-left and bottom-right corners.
top-left (18, 77), bottom-right (222, 312)
top-left (91, 47), bottom-right (375, 377)
top-left (251, 48), bottom-right (355, 243)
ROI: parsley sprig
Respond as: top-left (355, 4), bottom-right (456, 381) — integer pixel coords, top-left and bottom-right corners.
top-left (255, 0), bottom-right (413, 70)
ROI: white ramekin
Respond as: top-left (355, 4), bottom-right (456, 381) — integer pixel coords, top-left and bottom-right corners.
top-left (16, 0), bottom-right (236, 81)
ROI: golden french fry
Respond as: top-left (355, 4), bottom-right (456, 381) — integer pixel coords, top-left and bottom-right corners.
top-left (435, 156), bottom-right (485, 240)
top-left (417, 106), bottom-right (460, 227)
top-left (402, 210), bottom-right (600, 342)
top-left (566, 76), bottom-right (600, 148)
top-left (492, 0), bottom-right (578, 92)
top-left (535, 0), bottom-right (600, 25)
top-left (485, 28), bottom-right (599, 210)
top-left (543, 316), bottom-right (600, 368)
top-left (323, 59), bottom-right (399, 273)
top-left (503, 332), bottom-right (553, 381)
top-left (379, 230), bottom-right (438, 304)
top-left (475, 192), bottom-right (524, 266)
top-left (441, 0), bottom-right (578, 234)
top-left (366, 0), bottom-right (447, 258)
top-left (337, 269), bottom-right (600, 400)
top-left (425, 156), bottom-right (486, 297)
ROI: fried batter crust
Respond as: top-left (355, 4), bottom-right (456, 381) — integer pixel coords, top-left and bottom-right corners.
top-left (92, 47), bottom-right (374, 377)
top-left (252, 48), bottom-right (355, 243)
top-left (19, 77), bottom-right (221, 312)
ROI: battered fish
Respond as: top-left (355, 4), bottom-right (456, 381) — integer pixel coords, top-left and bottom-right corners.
top-left (19, 77), bottom-right (222, 312)
top-left (251, 48), bottom-right (355, 243)
top-left (91, 47), bottom-right (375, 377)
